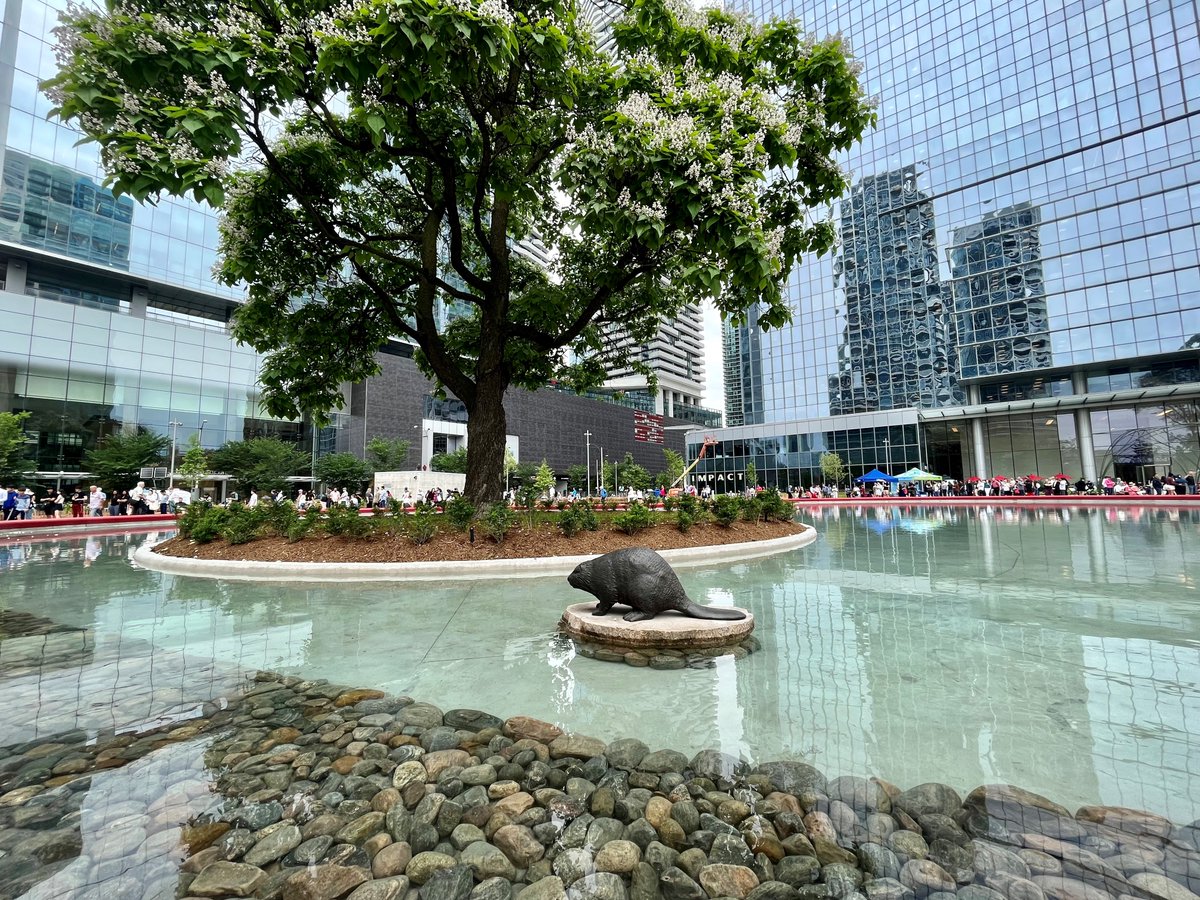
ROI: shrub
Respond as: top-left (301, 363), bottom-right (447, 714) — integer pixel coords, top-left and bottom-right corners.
top-left (176, 500), bottom-right (207, 538)
top-left (445, 495), bottom-right (476, 532)
top-left (262, 499), bottom-right (299, 537)
top-left (190, 506), bottom-right (231, 544)
top-left (571, 500), bottom-right (598, 531)
top-left (676, 509), bottom-right (695, 533)
top-left (559, 506), bottom-right (583, 537)
top-left (406, 507), bottom-right (438, 545)
top-left (662, 495), bottom-right (677, 511)
top-left (483, 502), bottom-right (515, 543)
top-left (757, 488), bottom-right (793, 522)
top-left (221, 504), bottom-right (264, 545)
top-left (287, 506), bottom-right (322, 543)
top-left (324, 503), bottom-right (371, 538)
top-left (711, 495), bottom-right (742, 528)
top-left (740, 494), bottom-right (763, 523)
top-left (613, 500), bottom-right (652, 535)
top-left (558, 500), bottom-right (597, 537)
top-left (676, 493), bottom-right (703, 521)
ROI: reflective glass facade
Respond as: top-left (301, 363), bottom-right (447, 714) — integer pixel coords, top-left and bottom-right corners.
top-left (0, 0), bottom-right (324, 487)
top-left (716, 0), bottom-right (1200, 486)
top-left (0, 0), bottom-right (237, 297)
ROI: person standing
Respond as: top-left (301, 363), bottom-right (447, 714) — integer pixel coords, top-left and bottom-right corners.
top-left (88, 485), bottom-right (106, 516)
top-left (14, 488), bottom-right (31, 520)
top-left (70, 486), bottom-right (86, 517)
top-left (248, 489), bottom-right (259, 508)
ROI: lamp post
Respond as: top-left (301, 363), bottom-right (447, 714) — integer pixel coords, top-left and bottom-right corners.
top-left (168, 419), bottom-right (182, 488)
top-left (584, 430), bottom-right (592, 497)
top-left (882, 438), bottom-right (891, 473)
top-left (56, 414), bottom-right (68, 491)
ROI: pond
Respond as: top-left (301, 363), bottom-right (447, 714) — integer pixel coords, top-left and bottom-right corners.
top-left (3, 503), bottom-right (1197, 827)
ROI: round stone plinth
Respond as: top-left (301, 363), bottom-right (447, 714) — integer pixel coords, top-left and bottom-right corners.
top-left (558, 602), bottom-right (754, 651)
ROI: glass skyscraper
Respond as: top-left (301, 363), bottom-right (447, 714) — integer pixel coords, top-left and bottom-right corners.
top-left (0, 0), bottom-right (330, 484)
top-left (709, 0), bottom-right (1200, 488)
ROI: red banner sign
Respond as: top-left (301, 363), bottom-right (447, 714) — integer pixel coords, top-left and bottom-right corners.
top-left (633, 411), bottom-right (664, 444)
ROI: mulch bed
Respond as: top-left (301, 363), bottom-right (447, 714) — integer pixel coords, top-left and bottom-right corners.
top-left (152, 519), bottom-right (806, 564)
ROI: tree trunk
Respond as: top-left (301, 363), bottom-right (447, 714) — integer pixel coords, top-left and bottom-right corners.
top-left (463, 376), bottom-right (508, 505)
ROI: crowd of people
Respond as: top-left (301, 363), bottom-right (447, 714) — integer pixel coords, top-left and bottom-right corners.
top-left (1, 481), bottom-right (195, 519)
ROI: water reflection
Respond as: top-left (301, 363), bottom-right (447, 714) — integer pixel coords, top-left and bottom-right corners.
top-left (0, 511), bottom-right (1198, 825)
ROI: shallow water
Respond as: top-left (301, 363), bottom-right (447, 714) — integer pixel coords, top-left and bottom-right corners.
top-left (2, 504), bottom-right (1199, 823)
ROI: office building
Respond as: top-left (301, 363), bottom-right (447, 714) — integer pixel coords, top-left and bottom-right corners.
top-left (704, 0), bottom-right (1200, 488)
top-left (0, 0), bottom-right (702, 490)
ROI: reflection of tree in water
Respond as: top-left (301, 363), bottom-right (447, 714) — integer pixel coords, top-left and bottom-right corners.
top-left (164, 576), bottom-right (296, 627)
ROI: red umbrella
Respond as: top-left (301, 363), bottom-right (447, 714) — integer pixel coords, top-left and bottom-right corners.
top-left (967, 476), bottom-right (981, 483)
top-left (1054, 473), bottom-right (1070, 480)
top-left (1027, 474), bottom-right (1042, 481)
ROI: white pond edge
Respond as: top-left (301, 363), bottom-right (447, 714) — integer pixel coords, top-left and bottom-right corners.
top-left (132, 526), bottom-right (817, 583)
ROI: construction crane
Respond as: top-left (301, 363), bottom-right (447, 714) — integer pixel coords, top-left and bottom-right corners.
top-left (668, 437), bottom-right (719, 495)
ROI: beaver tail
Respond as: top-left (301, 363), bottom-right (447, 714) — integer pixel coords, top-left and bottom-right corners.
top-left (682, 600), bottom-right (747, 620)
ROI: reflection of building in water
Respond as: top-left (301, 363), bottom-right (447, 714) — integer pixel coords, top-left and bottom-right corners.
top-left (740, 506), bottom-right (1200, 815)
top-left (949, 203), bottom-right (1051, 379)
top-left (829, 166), bottom-right (962, 415)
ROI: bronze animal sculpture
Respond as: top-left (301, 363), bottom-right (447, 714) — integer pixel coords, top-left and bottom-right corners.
top-left (568, 547), bottom-right (747, 622)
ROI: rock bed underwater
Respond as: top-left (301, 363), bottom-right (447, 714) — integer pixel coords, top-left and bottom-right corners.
top-left (0, 672), bottom-right (1198, 900)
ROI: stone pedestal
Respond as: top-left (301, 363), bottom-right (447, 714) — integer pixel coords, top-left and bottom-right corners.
top-left (558, 602), bottom-right (754, 651)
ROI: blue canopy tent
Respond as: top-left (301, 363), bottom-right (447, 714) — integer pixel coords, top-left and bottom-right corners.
top-left (855, 468), bottom-right (898, 483)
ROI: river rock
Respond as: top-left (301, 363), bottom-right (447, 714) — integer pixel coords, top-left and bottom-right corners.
top-left (550, 735), bottom-right (608, 761)
top-left (747, 882), bottom-right (801, 900)
top-left (607, 739), bottom-right (650, 770)
top-left (524, 876), bottom-right (568, 900)
top-left (828, 777), bottom-right (891, 815)
top-left (569, 872), bottom-right (630, 900)
top-left (692, 750), bottom-right (746, 784)
top-left (777, 857), bottom-right (821, 887)
top-left (858, 844), bottom-right (901, 880)
top-left (504, 717), bottom-right (563, 743)
top-left (373, 841), bottom-right (414, 877)
top-left (596, 840), bottom-right (642, 875)
top-left (494, 824), bottom-right (545, 867)
top-left (190, 861), bottom-right (268, 898)
top-left (1029, 876), bottom-right (1111, 900)
top-left (700, 864), bottom-right (760, 899)
top-left (444, 709), bottom-right (503, 731)
top-left (423, 864), bottom-right (477, 900)
top-left (461, 840), bottom-right (518, 881)
top-left (821, 863), bottom-right (863, 898)
top-left (349, 877), bottom-right (410, 900)
top-left (1127, 873), bottom-right (1200, 900)
top-left (982, 874), bottom-right (1045, 900)
top-left (752, 762), bottom-right (827, 795)
top-left (1074, 807), bottom-right (1173, 841)
top-left (899, 860), bottom-right (956, 898)
top-left (556, 848), bottom-right (598, 886)
top-left (864, 879), bottom-right (913, 900)
top-left (662, 866), bottom-right (709, 900)
top-left (640, 751), bottom-right (690, 774)
top-left (282, 863), bottom-right (370, 900)
top-left (896, 785), bottom-right (961, 820)
top-left (408, 851), bottom-right (460, 884)
top-left (244, 824), bottom-right (302, 866)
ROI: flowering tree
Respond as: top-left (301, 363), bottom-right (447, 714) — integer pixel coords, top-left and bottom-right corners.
top-left (46, 0), bottom-right (874, 504)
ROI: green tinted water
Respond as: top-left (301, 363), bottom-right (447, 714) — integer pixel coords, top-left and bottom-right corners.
top-left (2, 504), bottom-right (1197, 821)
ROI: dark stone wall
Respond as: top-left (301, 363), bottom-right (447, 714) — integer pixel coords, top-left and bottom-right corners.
top-left (348, 351), bottom-right (692, 476)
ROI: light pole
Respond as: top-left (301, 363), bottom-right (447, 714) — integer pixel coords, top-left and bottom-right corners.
top-left (584, 430), bottom-right (592, 497)
top-left (168, 419), bottom-right (182, 488)
top-left (56, 414), bottom-right (68, 491)
top-left (882, 438), bottom-right (891, 473)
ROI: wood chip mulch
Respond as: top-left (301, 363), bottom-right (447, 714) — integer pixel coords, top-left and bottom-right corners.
top-left (152, 519), bottom-right (806, 564)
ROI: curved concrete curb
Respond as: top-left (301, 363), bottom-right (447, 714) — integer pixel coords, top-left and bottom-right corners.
top-left (132, 526), bottom-right (816, 583)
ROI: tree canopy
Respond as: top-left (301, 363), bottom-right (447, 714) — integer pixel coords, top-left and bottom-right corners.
top-left (315, 451), bottom-right (373, 490)
top-left (83, 430), bottom-right (170, 492)
top-left (0, 412), bottom-right (34, 484)
top-left (365, 436), bottom-right (413, 471)
top-left (46, 0), bottom-right (873, 503)
top-left (210, 437), bottom-right (309, 495)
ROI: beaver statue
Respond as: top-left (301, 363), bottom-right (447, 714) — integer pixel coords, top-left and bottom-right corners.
top-left (567, 547), bottom-right (747, 622)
